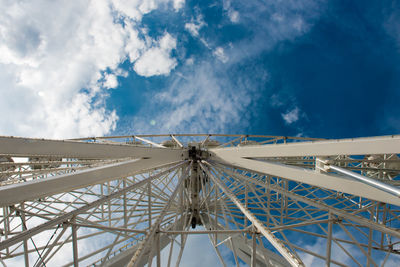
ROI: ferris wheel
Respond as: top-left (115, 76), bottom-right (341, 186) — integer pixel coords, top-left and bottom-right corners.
top-left (0, 134), bottom-right (399, 266)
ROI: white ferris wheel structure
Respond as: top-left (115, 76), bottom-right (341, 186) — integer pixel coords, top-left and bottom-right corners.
top-left (0, 134), bottom-right (399, 266)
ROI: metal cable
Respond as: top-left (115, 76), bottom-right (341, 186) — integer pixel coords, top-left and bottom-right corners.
top-left (17, 211), bottom-right (46, 267)
top-left (33, 223), bottom-right (61, 267)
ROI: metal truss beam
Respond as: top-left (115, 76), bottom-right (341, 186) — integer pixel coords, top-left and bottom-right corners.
top-left (202, 216), bottom-right (290, 267)
top-left (209, 157), bottom-right (400, 206)
top-left (200, 162), bottom-right (304, 267)
top-left (213, 163), bottom-right (400, 239)
top-left (1, 134), bottom-right (399, 266)
top-left (103, 232), bottom-right (174, 267)
top-left (0, 159), bottom-right (183, 206)
top-left (127, 164), bottom-right (189, 267)
top-left (0, 136), bottom-right (185, 159)
top-left (0, 162), bottom-right (186, 251)
top-left (103, 217), bottom-right (185, 267)
top-left (210, 135), bottom-right (400, 158)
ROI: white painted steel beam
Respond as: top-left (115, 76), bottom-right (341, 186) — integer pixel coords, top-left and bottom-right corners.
top-left (200, 163), bottom-right (304, 267)
top-left (0, 162), bottom-right (186, 251)
top-left (212, 163), bottom-right (400, 239)
top-left (127, 164), bottom-right (189, 267)
top-left (1, 134), bottom-right (399, 266)
top-left (202, 217), bottom-right (290, 267)
top-left (133, 136), bottom-right (166, 148)
top-left (0, 136), bottom-right (185, 159)
top-left (170, 135), bottom-right (183, 148)
top-left (102, 233), bottom-right (173, 267)
top-left (0, 158), bottom-right (184, 206)
top-left (210, 157), bottom-right (400, 206)
top-left (103, 218), bottom-right (185, 267)
top-left (210, 135), bottom-right (400, 158)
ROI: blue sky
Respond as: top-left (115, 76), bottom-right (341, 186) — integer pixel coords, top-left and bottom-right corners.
top-left (1, 1), bottom-right (400, 265)
top-left (107, 0), bottom-right (400, 139)
top-left (1, 0), bottom-right (399, 139)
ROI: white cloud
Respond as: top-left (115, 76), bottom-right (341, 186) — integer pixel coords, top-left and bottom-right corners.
top-left (213, 47), bottom-right (229, 63)
top-left (185, 22), bottom-right (201, 37)
top-left (184, 14), bottom-right (206, 37)
top-left (0, 0), bottom-right (179, 139)
top-left (199, 37), bottom-right (212, 49)
top-left (292, 17), bottom-right (306, 32)
top-left (270, 94), bottom-right (284, 107)
top-left (282, 107), bottom-right (300, 124)
top-left (222, 0), bottom-right (240, 23)
top-left (0, 0), bottom-right (324, 140)
top-left (384, 4), bottom-right (400, 49)
top-left (115, 0), bottom-right (324, 137)
top-left (185, 57), bottom-right (195, 65)
top-left (270, 93), bottom-right (307, 133)
top-left (124, 22), bottom-right (147, 63)
top-left (103, 73), bottom-right (118, 89)
top-left (222, 0), bottom-right (325, 66)
top-left (173, 0), bottom-right (185, 11)
top-left (228, 9), bottom-right (240, 23)
top-left (134, 33), bottom-right (177, 77)
top-left (127, 60), bottom-right (256, 134)
top-left (112, 0), bottom-right (173, 20)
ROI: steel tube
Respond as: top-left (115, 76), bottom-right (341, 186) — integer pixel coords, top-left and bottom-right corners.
top-left (71, 216), bottom-right (79, 267)
top-left (71, 223), bottom-right (147, 234)
top-left (328, 165), bottom-right (400, 198)
top-left (160, 229), bottom-right (250, 234)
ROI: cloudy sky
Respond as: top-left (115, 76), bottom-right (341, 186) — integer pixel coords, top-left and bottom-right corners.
top-left (1, 0), bottom-right (400, 140)
top-left (2, 0), bottom-right (400, 265)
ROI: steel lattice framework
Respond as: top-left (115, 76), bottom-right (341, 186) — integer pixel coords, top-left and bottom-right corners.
top-left (0, 134), bottom-right (399, 266)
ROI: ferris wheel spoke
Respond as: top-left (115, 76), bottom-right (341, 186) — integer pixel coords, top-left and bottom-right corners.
top-left (0, 162), bottom-right (186, 254)
top-left (211, 157), bottom-right (400, 206)
top-left (127, 163), bottom-right (190, 267)
top-left (4, 169), bottom-right (186, 266)
top-left (210, 135), bottom-right (400, 158)
top-left (91, 184), bottom-right (161, 264)
top-left (202, 215), bottom-right (290, 267)
top-left (0, 136), bottom-right (185, 160)
top-left (0, 158), bottom-right (183, 206)
top-left (217, 164), bottom-right (400, 238)
top-left (214, 195), bottom-right (244, 230)
top-left (200, 161), bottom-right (305, 267)
top-left (235, 176), bottom-right (305, 262)
top-left (209, 163), bottom-right (400, 264)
